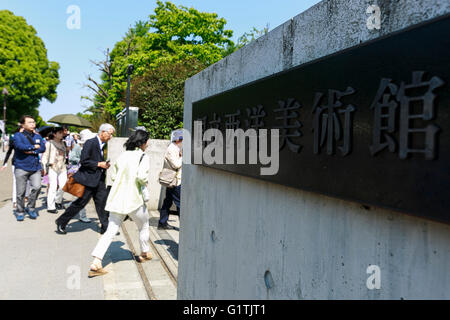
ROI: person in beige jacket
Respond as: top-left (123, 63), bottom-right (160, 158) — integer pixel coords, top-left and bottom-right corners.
top-left (158, 130), bottom-right (182, 230)
top-left (41, 127), bottom-right (67, 213)
top-left (88, 129), bottom-right (152, 277)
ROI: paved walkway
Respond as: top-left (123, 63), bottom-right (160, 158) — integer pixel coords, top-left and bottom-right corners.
top-left (122, 210), bottom-right (179, 299)
top-left (0, 159), bottom-right (151, 300)
top-left (0, 149), bottom-right (179, 300)
top-left (0, 195), bottom-right (106, 299)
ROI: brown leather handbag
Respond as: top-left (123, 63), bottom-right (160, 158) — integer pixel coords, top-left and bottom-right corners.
top-left (63, 174), bottom-right (85, 198)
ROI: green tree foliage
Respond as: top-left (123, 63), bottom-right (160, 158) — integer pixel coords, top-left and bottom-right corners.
top-left (84, 2), bottom-right (269, 137)
top-left (219, 24), bottom-right (270, 58)
top-left (127, 57), bottom-right (206, 139)
top-left (146, 0), bottom-right (234, 64)
top-left (35, 115), bottom-right (47, 129)
top-left (84, 1), bottom-right (234, 119)
top-left (0, 10), bottom-right (60, 131)
top-left (236, 24), bottom-right (270, 48)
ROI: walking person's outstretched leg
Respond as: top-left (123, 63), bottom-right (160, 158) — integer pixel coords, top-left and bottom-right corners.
top-left (89, 213), bottom-right (124, 277)
top-left (56, 187), bottom-right (93, 233)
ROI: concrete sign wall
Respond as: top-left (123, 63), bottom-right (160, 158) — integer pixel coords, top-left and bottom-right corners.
top-left (179, 0), bottom-right (450, 299)
top-left (191, 17), bottom-right (450, 224)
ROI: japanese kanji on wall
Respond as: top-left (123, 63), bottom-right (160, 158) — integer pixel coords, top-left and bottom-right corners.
top-left (192, 15), bottom-right (450, 224)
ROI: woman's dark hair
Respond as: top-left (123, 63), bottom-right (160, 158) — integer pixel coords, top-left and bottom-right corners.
top-left (124, 130), bottom-right (149, 150)
top-left (52, 127), bottom-right (64, 134)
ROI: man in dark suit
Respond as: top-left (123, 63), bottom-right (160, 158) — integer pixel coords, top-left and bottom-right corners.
top-left (56, 124), bottom-right (115, 234)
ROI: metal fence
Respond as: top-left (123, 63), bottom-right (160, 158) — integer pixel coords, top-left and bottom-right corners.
top-left (116, 106), bottom-right (139, 137)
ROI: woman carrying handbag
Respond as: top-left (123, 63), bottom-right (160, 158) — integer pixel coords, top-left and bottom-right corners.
top-left (88, 129), bottom-right (152, 277)
top-left (41, 127), bottom-right (68, 214)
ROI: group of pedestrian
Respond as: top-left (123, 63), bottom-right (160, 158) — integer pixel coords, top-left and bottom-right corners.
top-left (1, 115), bottom-right (183, 278)
top-left (55, 123), bottom-right (114, 234)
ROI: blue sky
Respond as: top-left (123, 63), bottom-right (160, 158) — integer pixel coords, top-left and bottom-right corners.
top-left (0, 0), bottom-right (321, 122)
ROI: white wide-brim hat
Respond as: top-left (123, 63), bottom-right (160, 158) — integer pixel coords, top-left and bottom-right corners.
top-left (79, 129), bottom-right (96, 144)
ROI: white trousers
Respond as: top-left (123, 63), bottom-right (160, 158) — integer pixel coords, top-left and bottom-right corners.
top-left (47, 169), bottom-right (67, 210)
top-left (91, 206), bottom-right (150, 260)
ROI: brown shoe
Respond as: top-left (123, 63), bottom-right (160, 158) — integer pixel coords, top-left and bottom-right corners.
top-left (88, 264), bottom-right (108, 278)
top-left (137, 253), bottom-right (152, 263)
top-left (88, 269), bottom-right (108, 278)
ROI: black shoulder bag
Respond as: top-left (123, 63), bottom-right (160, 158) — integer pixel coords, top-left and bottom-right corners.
top-left (20, 132), bottom-right (41, 157)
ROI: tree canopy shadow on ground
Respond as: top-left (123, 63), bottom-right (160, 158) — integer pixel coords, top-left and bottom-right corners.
top-left (154, 239), bottom-right (178, 261)
top-left (102, 241), bottom-right (134, 266)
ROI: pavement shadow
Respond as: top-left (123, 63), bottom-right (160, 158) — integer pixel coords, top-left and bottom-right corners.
top-left (0, 197), bottom-right (12, 204)
top-left (149, 217), bottom-right (159, 227)
top-left (63, 220), bottom-right (99, 234)
top-left (102, 241), bottom-right (134, 266)
top-left (9, 201), bottom-right (46, 218)
top-left (165, 225), bottom-right (180, 232)
top-left (149, 216), bottom-right (179, 231)
top-left (34, 203), bottom-right (47, 212)
top-left (155, 239), bottom-right (179, 261)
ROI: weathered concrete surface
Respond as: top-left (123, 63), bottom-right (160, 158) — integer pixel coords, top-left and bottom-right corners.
top-left (108, 138), bottom-right (170, 210)
top-left (179, 0), bottom-right (450, 299)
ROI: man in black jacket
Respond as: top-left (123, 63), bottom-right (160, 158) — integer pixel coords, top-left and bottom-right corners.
top-left (56, 124), bottom-right (115, 234)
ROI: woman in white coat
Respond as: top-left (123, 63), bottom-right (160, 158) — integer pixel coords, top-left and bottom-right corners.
top-left (89, 129), bottom-right (152, 277)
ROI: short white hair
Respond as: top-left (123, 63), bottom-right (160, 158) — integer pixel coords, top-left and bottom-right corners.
top-left (98, 123), bottom-right (115, 134)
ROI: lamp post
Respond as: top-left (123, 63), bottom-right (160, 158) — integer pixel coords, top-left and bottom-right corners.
top-left (125, 64), bottom-right (134, 137)
top-left (2, 88), bottom-right (8, 152)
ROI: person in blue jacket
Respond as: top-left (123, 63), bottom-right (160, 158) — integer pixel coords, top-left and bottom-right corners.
top-left (0, 126), bottom-right (31, 208)
top-left (13, 115), bottom-right (46, 221)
